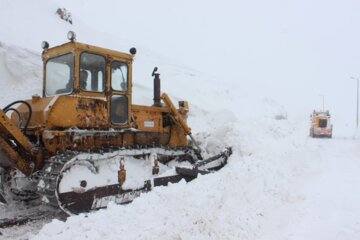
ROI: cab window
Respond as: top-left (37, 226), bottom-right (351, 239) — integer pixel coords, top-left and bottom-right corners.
top-left (45, 53), bottom-right (74, 96)
top-left (111, 61), bottom-right (128, 91)
top-left (80, 52), bottom-right (106, 92)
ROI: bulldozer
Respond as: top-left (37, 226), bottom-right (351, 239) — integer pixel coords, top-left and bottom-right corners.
top-left (309, 110), bottom-right (333, 138)
top-left (0, 32), bottom-right (231, 215)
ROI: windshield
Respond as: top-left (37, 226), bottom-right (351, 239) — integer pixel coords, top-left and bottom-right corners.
top-left (45, 53), bottom-right (74, 96)
top-left (319, 118), bottom-right (328, 128)
top-left (80, 52), bottom-right (106, 92)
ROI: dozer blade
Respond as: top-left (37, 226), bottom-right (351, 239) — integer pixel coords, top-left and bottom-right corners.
top-left (54, 147), bottom-right (232, 215)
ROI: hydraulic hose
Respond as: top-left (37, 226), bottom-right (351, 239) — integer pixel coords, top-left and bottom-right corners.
top-left (3, 100), bottom-right (32, 133)
top-left (4, 108), bottom-right (23, 128)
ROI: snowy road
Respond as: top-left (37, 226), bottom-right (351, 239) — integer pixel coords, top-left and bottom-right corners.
top-left (258, 136), bottom-right (360, 240)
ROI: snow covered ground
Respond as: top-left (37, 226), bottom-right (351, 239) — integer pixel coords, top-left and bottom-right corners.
top-left (0, 0), bottom-right (360, 239)
top-left (28, 119), bottom-right (360, 240)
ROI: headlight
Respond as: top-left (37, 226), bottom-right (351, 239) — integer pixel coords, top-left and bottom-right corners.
top-left (67, 31), bottom-right (76, 42)
top-left (129, 47), bottom-right (137, 55)
top-left (41, 41), bottom-right (49, 50)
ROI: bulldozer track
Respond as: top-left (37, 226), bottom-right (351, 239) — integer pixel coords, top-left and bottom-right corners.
top-left (0, 211), bottom-right (46, 228)
top-left (35, 146), bottom-right (200, 214)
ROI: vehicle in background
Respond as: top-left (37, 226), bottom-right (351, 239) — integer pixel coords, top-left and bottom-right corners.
top-left (309, 110), bottom-right (333, 138)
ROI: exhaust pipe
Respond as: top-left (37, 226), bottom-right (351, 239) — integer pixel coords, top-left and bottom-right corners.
top-left (152, 67), bottom-right (161, 107)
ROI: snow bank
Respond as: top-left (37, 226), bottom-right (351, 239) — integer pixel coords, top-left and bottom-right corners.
top-left (0, 42), bottom-right (42, 106)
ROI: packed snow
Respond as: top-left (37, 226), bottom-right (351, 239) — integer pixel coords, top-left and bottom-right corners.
top-left (1, 0), bottom-right (360, 239)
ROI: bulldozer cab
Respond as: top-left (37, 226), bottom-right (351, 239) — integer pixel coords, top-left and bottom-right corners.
top-left (42, 40), bottom-right (134, 127)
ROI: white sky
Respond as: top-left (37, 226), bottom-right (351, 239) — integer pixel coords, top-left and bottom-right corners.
top-left (53, 0), bottom-right (360, 126)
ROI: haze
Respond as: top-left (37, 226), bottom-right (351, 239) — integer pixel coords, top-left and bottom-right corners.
top-left (56, 0), bottom-right (360, 127)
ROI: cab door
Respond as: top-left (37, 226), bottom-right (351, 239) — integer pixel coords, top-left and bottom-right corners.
top-left (109, 60), bottom-right (131, 127)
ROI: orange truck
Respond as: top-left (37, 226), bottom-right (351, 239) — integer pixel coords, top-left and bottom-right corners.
top-left (309, 110), bottom-right (333, 138)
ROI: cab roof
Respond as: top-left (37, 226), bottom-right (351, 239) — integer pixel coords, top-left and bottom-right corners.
top-left (42, 41), bottom-right (134, 62)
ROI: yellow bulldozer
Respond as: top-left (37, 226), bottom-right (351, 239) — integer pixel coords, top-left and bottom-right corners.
top-left (0, 32), bottom-right (231, 215)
